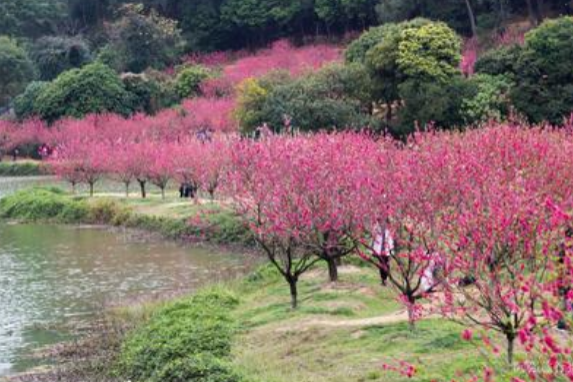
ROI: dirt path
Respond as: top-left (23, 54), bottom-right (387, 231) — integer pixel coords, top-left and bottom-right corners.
top-left (277, 310), bottom-right (411, 332)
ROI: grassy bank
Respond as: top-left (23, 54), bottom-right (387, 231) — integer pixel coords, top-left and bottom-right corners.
top-left (0, 187), bottom-right (253, 246)
top-left (0, 160), bottom-right (43, 176)
top-left (109, 265), bottom-right (500, 382)
top-left (1, 188), bottom-right (511, 382)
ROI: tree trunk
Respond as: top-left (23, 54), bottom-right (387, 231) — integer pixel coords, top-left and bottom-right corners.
top-left (534, 0), bottom-right (544, 24)
top-left (288, 279), bottom-right (298, 309)
top-left (138, 180), bottom-right (147, 199)
top-left (526, 0), bottom-right (537, 26)
top-left (327, 258), bottom-right (339, 283)
top-left (406, 299), bottom-right (416, 331)
top-left (89, 182), bottom-right (94, 197)
top-left (507, 333), bottom-right (515, 367)
top-left (464, 0), bottom-right (478, 37)
top-left (161, 187), bottom-right (165, 200)
top-left (125, 182), bottom-right (130, 198)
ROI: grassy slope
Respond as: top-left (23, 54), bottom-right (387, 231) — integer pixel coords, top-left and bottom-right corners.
top-left (231, 266), bottom-right (487, 382)
top-left (1, 187), bottom-right (500, 381)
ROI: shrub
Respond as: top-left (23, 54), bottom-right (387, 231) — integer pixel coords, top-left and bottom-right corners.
top-left (87, 198), bottom-right (132, 226)
top-left (150, 355), bottom-right (245, 382)
top-left (0, 188), bottom-right (88, 222)
top-left (118, 289), bottom-right (239, 382)
top-left (461, 74), bottom-right (512, 124)
top-left (35, 62), bottom-right (134, 123)
top-left (30, 35), bottom-right (92, 80)
top-left (175, 65), bottom-right (212, 99)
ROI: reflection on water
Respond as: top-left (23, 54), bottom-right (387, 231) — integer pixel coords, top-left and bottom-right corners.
top-left (0, 224), bottom-right (249, 377)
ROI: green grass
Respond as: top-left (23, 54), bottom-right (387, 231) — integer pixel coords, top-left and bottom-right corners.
top-left (0, 187), bottom-right (253, 245)
top-left (117, 287), bottom-right (246, 382)
top-left (0, 160), bottom-right (43, 176)
top-left (229, 265), bottom-right (496, 382)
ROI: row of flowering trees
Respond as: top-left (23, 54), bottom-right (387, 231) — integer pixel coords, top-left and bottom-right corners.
top-left (13, 117), bottom-right (573, 380)
top-left (224, 124), bottom-right (573, 381)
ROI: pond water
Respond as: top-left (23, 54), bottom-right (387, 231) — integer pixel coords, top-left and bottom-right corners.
top-left (0, 178), bottom-right (251, 377)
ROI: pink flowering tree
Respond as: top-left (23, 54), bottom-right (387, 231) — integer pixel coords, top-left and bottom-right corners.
top-left (227, 136), bottom-right (323, 309)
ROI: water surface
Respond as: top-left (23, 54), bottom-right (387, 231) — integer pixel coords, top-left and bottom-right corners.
top-left (0, 223), bottom-right (248, 377)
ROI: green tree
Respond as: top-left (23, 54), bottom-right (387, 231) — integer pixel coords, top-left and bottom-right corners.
top-left (175, 65), bottom-right (212, 99)
top-left (122, 73), bottom-right (161, 114)
top-left (347, 19), bottom-right (462, 134)
top-left (474, 44), bottom-right (522, 79)
top-left (397, 77), bottom-right (475, 135)
top-left (237, 65), bottom-right (376, 133)
top-left (510, 16), bottom-right (573, 124)
top-left (30, 36), bottom-right (92, 81)
top-left (397, 22), bottom-right (462, 82)
top-left (13, 81), bottom-right (49, 120)
top-left (0, 0), bottom-right (65, 38)
top-left (107, 4), bottom-right (183, 73)
top-left (0, 36), bottom-right (35, 107)
top-left (35, 62), bottom-right (134, 123)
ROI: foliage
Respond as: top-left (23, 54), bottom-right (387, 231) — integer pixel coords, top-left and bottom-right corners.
top-left (35, 63), bottom-right (134, 123)
top-left (460, 74), bottom-right (512, 124)
top-left (121, 73), bottom-right (161, 114)
top-left (0, 36), bottom-right (35, 107)
top-left (106, 4), bottom-right (183, 73)
top-left (396, 78), bottom-right (474, 134)
top-left (175, 65), bottom-right (212, 99)
top-left (0, 187), bottom-right (89, 223)
top-left (30, 36), bottom-right (92, 81)
top-left (118, 288), bottom-right (240, 382)
top-left (474, 44), bottom-right (522, 78)
top-left (510, 16), bottom-right (573, 124)
top-left (237, 64), bottom-right (375, 133)
top-left (396, 22), bottom-right (462, 82)
top-left (345, 24), bottom-right (394, 64)
top-left (234, 78), bottom-right (271, 133)
top-left (0, 0), bottom-right (65, 38)
top-left (13, 81), bottom-right (49, 120)
top-left (150, 355), bottom-right (245, 382)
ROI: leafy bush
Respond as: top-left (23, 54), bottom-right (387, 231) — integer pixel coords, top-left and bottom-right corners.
top-left (30, 35), bottom-right (92, 80)
top-left (461, 74), bottom-right (512, 124)
top-left (118, 288), bottom-right (240, 382)
top-left (150, 355), bottom-right (245, 382)
top-left (35, 62), bottom-right (134, 123)
top-left (87, 198), bottom-right (132, 226)
top-left (0, 188), bottom-right (88, 222)
top-left (175, 65), bottom-right (212, 99)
